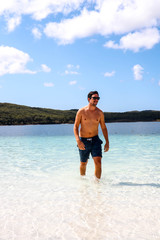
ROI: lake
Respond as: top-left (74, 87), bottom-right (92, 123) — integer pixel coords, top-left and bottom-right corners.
top-left (0, 122), bottom-right (160, 240)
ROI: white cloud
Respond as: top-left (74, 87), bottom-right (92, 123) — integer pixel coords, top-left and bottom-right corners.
top-left (1, 0), bottom-right (160, 51)
top-left (67, 64), bottom-right (80, 69)
top-left (44, 82), bottom-right (54, 87)
top-left (104, 28), bottom-right (160, 52)
top-left (32, 27), bottom-right (42, 39)
top-left (0, 0), bottom-right (88, 30)
top-left (133, 64), bottom-right (144, 80)
top-left (43, 0), bottom-right (160, 45)
top-left (24, 0), bottom-right (86, 20)
top-left (65, 70), bottom-right (79, 75)
top-left (41, 64), bottom-right (51, 72)
top-left (69, 81), bottom-right (77, 85)
top-left (7, 15), bottom-right (21, 32)
top-left (64, 64), bottom-right (80, 75)
top-left (104, 71), bottom-right (115, 77)
top-left (158, 80), bottom-right (160, 86)
top-left (44, 8), bottom-right (100, 44)
top-left (0, 45), bottom-right (36, 76)
top-left (67, 64), bottom-right (74, 69)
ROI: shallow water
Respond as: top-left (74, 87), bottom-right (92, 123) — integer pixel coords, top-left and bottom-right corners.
top-left (0, 123), bottom-right (160, 240)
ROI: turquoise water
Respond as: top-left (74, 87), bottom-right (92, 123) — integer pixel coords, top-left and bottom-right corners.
top-left (0, 122), bottom-right (160, 240)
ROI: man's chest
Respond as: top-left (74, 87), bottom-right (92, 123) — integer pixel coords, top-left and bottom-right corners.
top-left (82, 111), bottom-right (101, 123)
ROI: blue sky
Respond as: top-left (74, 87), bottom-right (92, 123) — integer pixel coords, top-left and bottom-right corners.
top-left (0, 0), bottom-right (160, 112)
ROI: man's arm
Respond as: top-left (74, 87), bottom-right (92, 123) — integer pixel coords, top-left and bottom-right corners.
top-left (73, 110), bottom-right (85, 150)
top-left (100, 111), bottom-right (109, 152)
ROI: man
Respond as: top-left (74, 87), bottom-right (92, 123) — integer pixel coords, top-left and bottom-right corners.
top-left (74, 91), bottom-right (109, 179)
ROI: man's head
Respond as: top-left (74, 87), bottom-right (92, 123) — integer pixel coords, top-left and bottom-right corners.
top-left (87, 91), bottom-right (100, 106)
top-left (88, 91), bottom-right (99, 99)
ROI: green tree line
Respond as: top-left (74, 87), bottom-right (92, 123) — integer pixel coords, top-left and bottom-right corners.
top-left (0, 103), bottom-right (160, 126)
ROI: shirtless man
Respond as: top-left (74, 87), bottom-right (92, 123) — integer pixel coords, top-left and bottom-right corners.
top-left (74, 91), bottom-right (109, 179)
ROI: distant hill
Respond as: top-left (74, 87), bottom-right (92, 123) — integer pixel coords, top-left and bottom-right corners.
top-left (0, 103), bottom-right (160, 126)
top-left (0, 103), bottom-right (77, 125)
top-left (104, 110), bottom-right (160, 123)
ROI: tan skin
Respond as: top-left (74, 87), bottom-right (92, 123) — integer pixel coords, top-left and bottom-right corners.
top-left (74, 94), bottom-right (109, 179)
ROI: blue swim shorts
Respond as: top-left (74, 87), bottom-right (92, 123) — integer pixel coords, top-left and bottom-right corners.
top-left (78, 135), bottom-right (103, 162)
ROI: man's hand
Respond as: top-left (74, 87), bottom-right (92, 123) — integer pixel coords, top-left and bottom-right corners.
top-left (104, 141), bottom-right (109, 152)
top-left (77, 140), bottom-right (85, 150)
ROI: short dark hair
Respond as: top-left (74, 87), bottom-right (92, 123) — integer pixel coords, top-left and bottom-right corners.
top-left (88, 91), bottom-right (99, 99)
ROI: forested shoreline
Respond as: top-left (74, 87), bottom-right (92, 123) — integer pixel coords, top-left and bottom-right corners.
top-left (0, 103), bottom-right (160, 126)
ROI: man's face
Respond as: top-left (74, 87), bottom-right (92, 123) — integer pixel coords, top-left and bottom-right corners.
top-left (88, 94), bottom-right (100, 106)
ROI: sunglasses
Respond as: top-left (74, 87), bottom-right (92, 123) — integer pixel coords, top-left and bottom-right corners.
top-left (91, 97), bottom-right (100, 100)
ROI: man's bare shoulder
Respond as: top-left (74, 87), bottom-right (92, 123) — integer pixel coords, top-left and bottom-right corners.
top-left (77, 106), bottom-right (88, 114)
top-left (96, 107), bottom-right (104, 114)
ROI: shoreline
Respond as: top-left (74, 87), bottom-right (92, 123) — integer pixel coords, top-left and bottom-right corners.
top-left (0, 120), bottom-right (160, 127)
top-left (1, 103), bottom-right (160, 126)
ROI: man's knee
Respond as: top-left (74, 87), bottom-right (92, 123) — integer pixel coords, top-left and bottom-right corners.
top-left (80, 161), bottom-right (88, 175)
top-left (93, 157), bottom-right (101, 166)
top-left (80, 161), bottom-right (88, 167)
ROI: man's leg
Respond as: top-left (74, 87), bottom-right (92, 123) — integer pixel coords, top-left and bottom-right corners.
top-left (80, 161), bottom-right (88, 176)
top-left (93, 157), bottom-right (102, 179)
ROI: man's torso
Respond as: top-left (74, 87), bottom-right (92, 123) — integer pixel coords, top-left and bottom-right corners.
top-left (79, 106), bottom-right (102, 138)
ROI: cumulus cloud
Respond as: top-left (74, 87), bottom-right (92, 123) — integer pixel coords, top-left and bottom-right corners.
top-left (65, 70), bottom-right (79, 75)
top-left (104, 28), bottom-right (160, 52)
top-left (41, 64), bottom-right (51, 72)
top-left (0, 0), bottom-right (88, 27)
top-left (6, 15), bottom-right (21, 32)
top-left (104, 71), bottom-right (115, 77)
top-left (24, 0), bottom-right (87, 20)
top-left (67, 64), bottom-right (80, 69)
top-left (1, 0), bottom-right (160, 51)
top-left (44, 8), bottom-right (100, 44)
top-left (0, 46), bottom-right (36, 76)
top-left (69, 81), bottom-right (77, 85)
top-left (43, 0), bottom-right (160, 46)
top-left (63, 64), bottom-right (80, 75)
top-left (133, 64), bottom-right (144, 80)
top-left (44, 82), bottom-right (54, 87)
top-left (67, 64), bottom-right (74, 69)
top-left (32, 27), bottom-right (42, 39)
